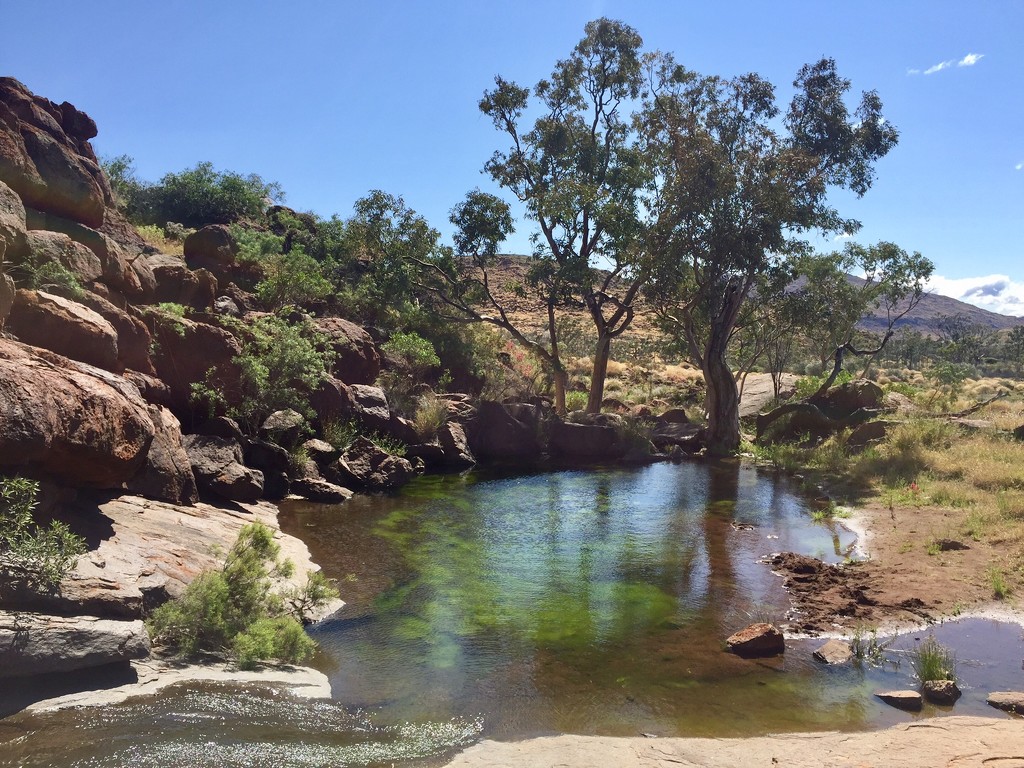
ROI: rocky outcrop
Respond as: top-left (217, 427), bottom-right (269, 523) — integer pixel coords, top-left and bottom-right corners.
top-left (0, 179), bottom-right (30, 263)
top-left (260, 409), bottom-right (306, 447)
top-left (182, 434), bottom-right (263, 503)
top-left (145, 309), bottom-right (241, 416)
top-left (818, 379), bottom-right (884, 412)
top-left (549, 420), bottom-right (622, 461)
top-left (126, 405), bottom-right (198, 505)
top-left (243, 438), bottom-right (291, 500)
top-left (331, 436), bottom-right (414, 491)
top-left (146, 253), bottom-right (217, 310)
top-left (652, 422), bottom-right (705, 453)
top-left (25, 229), bottom-right (103, 283)
top-left (0, 273), bottom-right (14, 328)
top-left (0, 612), bottom-right (149, 678)
top-left (290, 478), bottom-right (353, 504)
top-left (183, 224), bottom-right (237, 278)
top-left (0, 338), bottom-right (154, 487)
top-left (8, 289), bottom-right (119, 371)
top-left (313, 317), bottom-right (380, 385)
top-left (467, 401), bottom-right (543, 461)
top-left (12, 494), bottom-right (339, 620)
top-left (725, 623), bottom-right (785, 658)
top-left (24, 208), bottom-right (146, 299)
top-left (76, 290), bottom-right (154, 374)
top-left (0, 78), bottom-right (107, 228)
top-left (346, 384), bottom-right (393, 434)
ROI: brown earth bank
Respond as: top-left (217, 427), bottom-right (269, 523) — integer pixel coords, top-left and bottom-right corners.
top-left (441, 716), bottom-right (1024, 768)
top-left (769, 499), bottom-right (1021, 635)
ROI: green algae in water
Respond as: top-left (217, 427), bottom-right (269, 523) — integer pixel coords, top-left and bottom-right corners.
top-left (301, 462), bottom-right (878, 736)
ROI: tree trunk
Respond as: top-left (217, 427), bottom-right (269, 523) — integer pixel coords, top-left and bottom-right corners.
top-left (552, 367), bottom-right (568, 416)
top-left (703, 352), bottom-right (741, 456)
top-left (587, 334), bottom-right (611, 414)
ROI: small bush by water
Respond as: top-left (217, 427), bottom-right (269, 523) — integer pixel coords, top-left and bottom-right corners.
top-left (910, 636), bottom-right (956, 683)
top-left (147, 523), bottom-right (338, 669)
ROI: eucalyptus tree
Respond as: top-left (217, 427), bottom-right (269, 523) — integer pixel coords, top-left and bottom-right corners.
top-left (451, 18), bottom-right (652, 414)
top-left (640, 56), bottom-right (901, 455)
top-left (800, 243), bottom-right (933, 394)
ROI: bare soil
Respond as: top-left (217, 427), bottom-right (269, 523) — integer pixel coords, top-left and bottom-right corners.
top-left (772, 498), bottom-right (1019, 634)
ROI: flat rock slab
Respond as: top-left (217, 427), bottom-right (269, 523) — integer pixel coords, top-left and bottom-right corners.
top-left (16, 494), bottom-right (341, 622)
top-left (987, 691), bottom-right (1024, 714)
top-left (0, 611), bottom-right (149, 678)
top-left (442, 716), bottom-right (1024, 768)
top-left (876, 689), bottom-right (923, 711)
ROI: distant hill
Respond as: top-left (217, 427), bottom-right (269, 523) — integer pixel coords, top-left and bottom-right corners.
top-left (852, 276), bottom-right (1024, 336)
top-left (482, 255), bottom-right (1024, 342)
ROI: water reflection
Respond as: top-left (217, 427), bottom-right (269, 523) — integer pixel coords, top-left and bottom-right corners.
top-left (288, 461), bottom-right (870, 736)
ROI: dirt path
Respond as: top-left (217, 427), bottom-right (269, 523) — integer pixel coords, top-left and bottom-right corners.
top-left (442, 716), bottom-right (1024, 767)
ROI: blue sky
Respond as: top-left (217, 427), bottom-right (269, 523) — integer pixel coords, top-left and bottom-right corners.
top-left (4, 1), bottom-right (1022, 314)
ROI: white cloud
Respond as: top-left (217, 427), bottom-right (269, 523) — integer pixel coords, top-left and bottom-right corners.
top-left (1016, 161), bottom-right (1023, 171)
top-left (834, 232), bottom-right (854, 241)
top-left (924, 60), bottom-right (954, 75)
top-left (910, 53), bottom-right (985, 76)
top-left (928, 274), bottom-right (1024, 317)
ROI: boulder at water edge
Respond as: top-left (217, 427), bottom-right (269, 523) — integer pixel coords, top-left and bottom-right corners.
top-left (725, 623), bottom-right (785, 658)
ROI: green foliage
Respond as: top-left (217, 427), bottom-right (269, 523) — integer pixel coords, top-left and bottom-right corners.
top-left (152, 161), bottom-right (283, 228)
top-left (231, 224), bottom-right (285, 266)
top-left (23, 259), bottom-right (85, 299)
top-left (795, 370), bottom-right (853, 399)
top-left (155, 302), bottom-right (188, 319)
top-left (147, 523), bottom-right (336, 667)
top-left (382, 332), bottom-right (441, 375)
top-left (254, 247), bottom-right (333, 309)
top-left (233, 616), bottom-right (315, 670)
top-left (925, 361), bottom-right (972, 408)
top-left (413, 392), bottom-right (449, 441)
top-left (204, 315), bottom-right (331, 433)
top-left (849, 626), bottom-right (894, 665)
top-left (332, 190), bottom-right (445, 325)
top-left (565, 391), bottom-right (588, 412)
top-left (989, 566), bottom-right (1011, 599)
top-left (101, 156), bottom-right (282, 228)
top-left (910, 636), bottom-right (957, 683)
top-left (321, 418), bottom-right (361, 452)
top-left (0, 476), bottom-right (86, 596)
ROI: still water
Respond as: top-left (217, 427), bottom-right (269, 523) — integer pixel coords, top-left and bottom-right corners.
top-left (2, 461), bottom-right (1021, 766)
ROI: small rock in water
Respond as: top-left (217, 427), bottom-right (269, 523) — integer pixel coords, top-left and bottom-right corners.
top-left (923, 679), bottom-right (961, 705)
top-left (987, 691), bottom-right (1024, 714)
top-left (725, 623), bottom-right (785, 658)
top-left (813, 638), bottom-right (852, 665)
top-left (875, 690), bottom-right (923, 712)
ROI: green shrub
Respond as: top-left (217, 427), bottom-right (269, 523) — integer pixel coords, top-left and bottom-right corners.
top-left (0, 477), bottom-right (86, 596)
top-left (193, 315), bottom-right (331, 433)
top-left (910, 636), bottom-right (956, 683)
top-left (413, 392), bottom-right (449, 441)
top-left (152, 162), bottom-right (282, 228)
top-left (147, 523), bottom-right (336, 667)
top-left (382, 332), bottom-right (441, 375)
top-left (794, 369), bottom-right (853, 399)
top-left (254, 247), bottom-right (332, 309)
top-left (565, 391), bottom-right (588, 412)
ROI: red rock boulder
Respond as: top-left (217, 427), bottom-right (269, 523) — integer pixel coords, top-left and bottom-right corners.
top-left (0, 338), bottom-right (154, 487)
